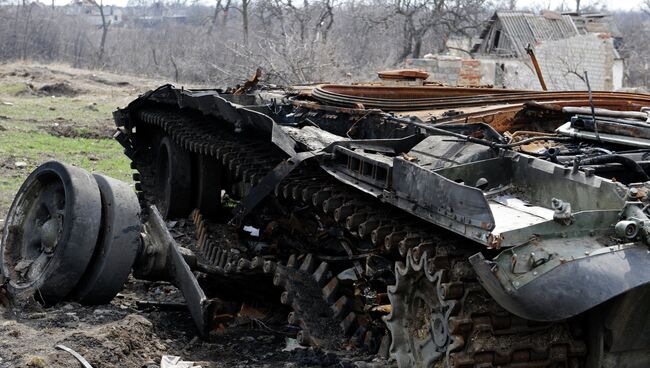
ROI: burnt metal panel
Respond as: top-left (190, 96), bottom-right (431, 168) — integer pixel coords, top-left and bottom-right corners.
top-left (470, 243), bottom-right (650, 321)
top-left (392, 157), bottom-right (495, 231)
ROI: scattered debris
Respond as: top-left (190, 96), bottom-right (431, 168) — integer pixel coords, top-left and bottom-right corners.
top-left (160, 355), bottom-right (201, 368)
top-left (243, 225), bottom-right (260, 237)
top-left (55, 345), bottom-right (94, 368)
top-left (13, 161), bottom-right (27, 168)
top-left (282, 338), bottom-right (303, 352)
top-left (136, 300), bottom-right (188, 310)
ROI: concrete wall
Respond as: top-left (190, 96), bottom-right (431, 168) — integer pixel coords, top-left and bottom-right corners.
top-left (407, 34), bottom-right (622, 91)
top-left (532, 34), bottom-right (617, 90)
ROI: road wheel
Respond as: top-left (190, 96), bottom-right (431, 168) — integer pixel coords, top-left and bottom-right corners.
top-left (154, 136), bottom-right (192, 219)
top-left (1, 161), bottom-right (101, 305)
top-left (69, 173), bottom-right (141, 305)
top-left (195, 154), bottom-right (222, 218)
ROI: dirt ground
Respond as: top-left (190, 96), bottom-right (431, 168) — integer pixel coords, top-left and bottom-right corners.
top-left (0, 63), bottom-right (387, 368)
top-left (0, 277), bottom-right (378, 368)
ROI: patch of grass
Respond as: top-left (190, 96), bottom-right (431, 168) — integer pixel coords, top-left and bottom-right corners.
top-left (0, 131), bottom-right (132, 216)
top-left (0, 82), bottom-right (29, 95)
top-left (0, 96), bottom-right (115, 130)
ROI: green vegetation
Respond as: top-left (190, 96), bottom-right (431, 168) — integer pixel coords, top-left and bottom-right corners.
top-left (0, 130), bottom-right (131, 214)
top-left (0, 95), bottom-right (116, 131)
top-left (0, 130), bottom-right (130, 177)
top-left (0, 79), bottom-right (132, 218)
top-left (0, 82), bottom-right (29, 95)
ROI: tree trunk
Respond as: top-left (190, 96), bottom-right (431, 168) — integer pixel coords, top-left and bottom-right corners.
top-left (412, 38), bottom-right (422, 59)
top-left (242, 0), bottom-right (249, 45)
top-left (97, 2), bottom-right (110, 65)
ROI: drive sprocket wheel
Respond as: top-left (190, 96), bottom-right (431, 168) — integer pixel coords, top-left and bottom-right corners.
top-left (384, 251), bottom-right (454, 368)
top-left (385, 250), bottom-right (587, 368)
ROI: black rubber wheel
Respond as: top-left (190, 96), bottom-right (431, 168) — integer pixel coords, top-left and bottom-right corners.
top-left (1, 161), bottom-right (101, 305)
top-left (154, 136), bottom-right (192, 219)
top-left (69, 174), bottom-right (141, 305)
top-left (195, 154), bottom-right (222, 218)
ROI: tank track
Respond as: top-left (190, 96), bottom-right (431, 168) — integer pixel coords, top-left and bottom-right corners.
top-left (125, 104), bottom-right (589, 367)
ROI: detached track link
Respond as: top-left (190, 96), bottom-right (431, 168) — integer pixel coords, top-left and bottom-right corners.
top-left (191, 210), bottom-right (354, 349)
top-left (272, 253), bottom-right (352, 349)
top-left (191, 209), bottom-right (273, 277)
top-left (127, 105), bottom-right (586, 366)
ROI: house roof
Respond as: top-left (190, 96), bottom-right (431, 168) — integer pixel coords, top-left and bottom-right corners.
top-left (472, 10), bottom-right (623, 57)
top-left (491, 11), bottom-right (579, 57)
top-left (566, 12), bottom-right (622, 38)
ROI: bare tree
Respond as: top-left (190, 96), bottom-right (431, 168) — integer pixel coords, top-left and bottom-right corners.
top-left (0, 0), bottom-right (499, 86)
top-left (233, 0), bottom-right (252, 44)
top-left (85, 0), bottom-right (111, 65)
top-left (387, 0), bottom-right (485, 62)
top-left (208, 0), bottom-right (232, 34)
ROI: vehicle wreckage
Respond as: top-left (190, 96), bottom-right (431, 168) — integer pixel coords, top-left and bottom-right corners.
top-left (2, 70), bottom-right (650, 367)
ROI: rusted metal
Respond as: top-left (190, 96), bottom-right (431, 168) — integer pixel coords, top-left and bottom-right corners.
top-left (233, 67), bottom-right (262, 95)
top-left (525, 43), bottom-right (548, 91)
top-left (310, 84), bottom-right (650, 111)
top-left (377, 69), bottom-right (430, 81)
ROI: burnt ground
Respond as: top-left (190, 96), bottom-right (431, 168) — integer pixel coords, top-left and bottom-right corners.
top-left (0, 277), bottom-right (383, 368)
top-left (0, 63), bottom-right (391, 368)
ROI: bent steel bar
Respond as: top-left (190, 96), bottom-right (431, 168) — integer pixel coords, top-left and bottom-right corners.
top-left (470, 243), bottom-right (650, 321)
top-left (143, 206), bottom-right (211, 336)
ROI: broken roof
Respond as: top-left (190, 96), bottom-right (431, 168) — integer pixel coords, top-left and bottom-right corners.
top-left (565, 12), bottom-right (622, 38)
top-left (475, 10), bottom-right (579, 57)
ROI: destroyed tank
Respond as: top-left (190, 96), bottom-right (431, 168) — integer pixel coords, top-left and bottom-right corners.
top-left (3, 70), bottom-right (650, 367)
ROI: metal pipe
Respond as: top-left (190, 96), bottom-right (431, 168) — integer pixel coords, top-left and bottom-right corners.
top-left (579, 154), bottom-right (650, 181)
top-left (526, 44), bottom-right (548, 91)
top-left (563, 106), bottom-right (649, 120)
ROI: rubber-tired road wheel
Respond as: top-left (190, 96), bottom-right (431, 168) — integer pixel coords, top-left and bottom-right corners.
top-left (69, 173), bottom-right (141, 305)
top-left (154, 136), bottom-right (192, 219)
top-left (1, 161), bottom-right (101, 305)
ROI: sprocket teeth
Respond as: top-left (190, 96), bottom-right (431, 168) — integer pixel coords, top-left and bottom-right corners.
top-left (299, 254), bottom-right (315, 273)
top-left (322, 277), bottom-right (340, 303)
top-left (331, 295), bottom-right (351, 319)
top-left (312, 261), bottom-right (330, 286)
top-left (340, 311), bottom-right (358, 334)
top-left (286, 254), bottom-right (298, 268)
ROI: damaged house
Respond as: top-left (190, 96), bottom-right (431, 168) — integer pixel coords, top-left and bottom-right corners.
top-left (407, 10), bottom-right (624, 91)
